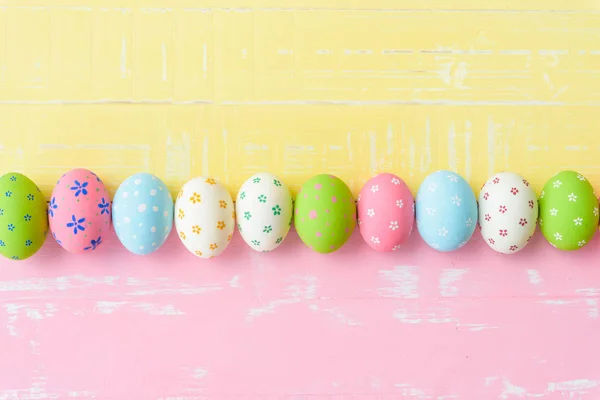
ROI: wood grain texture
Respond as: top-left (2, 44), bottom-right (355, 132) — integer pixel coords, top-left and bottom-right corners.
top-left (2, 231), bottom-right (600, 399)
top-left (1, 0), bottom-right (600, 398)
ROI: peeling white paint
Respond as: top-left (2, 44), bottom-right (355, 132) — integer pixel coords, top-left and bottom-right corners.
top-left (527, 269), bottom-right (542, 285)
top-left (439, 269), bottom-right (467, 297)
top-left (0, 275), bottom-right (118, 294)
top-left (309, 304), bottom-right (361, 326)
top-left (133, 303), bottom-right (184, 316)
top-left (499, 380), bottom-right (528, 398)
top-left (127, 283), bottom-right (222, 296)
top-left (247, 298), bottom-right (300, 320)
top-left (247, 276), bottom-right (318, 321)
top-left (95, 301), bottom-right (127, 314)
top-left (575, 288), bottom-right (600, 296)
top-left (463, 323), bottom-right (498, 332)
top-left (547, 379), bottom-right (600, 394)
top-left (378, 266), bottom-right (419, 299)
top-left (229, 276), bottom-right (241, 288)
top-left (586, 299), bottom-right (599, 319)
top-left (192, 368), bottom-right (207, 380)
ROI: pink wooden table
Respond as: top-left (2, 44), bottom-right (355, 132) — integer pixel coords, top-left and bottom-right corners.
top-left (1, 227), bottom-right (599, 399)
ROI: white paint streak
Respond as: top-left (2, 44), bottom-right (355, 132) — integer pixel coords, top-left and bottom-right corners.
top-left (369, 132), bottom-right (377, 174)
top-left (134, 303), bottom-right (184, 316)
top-left (393, 383), bottom-right (427, 397)
top-left (500, 380), bottom-right (528, 399)
top-left (538, 299), bottom-right (579, 305)
top-left (346, 132), bottom-right (353, 162)
top-left (247, 276), bottom-right (318, 321)
top-left (0, 275), bottom-right (118, 294)
top-left (463, 323), bottom-right (498, 332)
top-left (4, 303), bottom-right (58, 337)
top-left (386, 123), bottom-right (393, 156)
top-left (378, 266), bottom-right (419, 299)
top-left (309, 304), bottom-right (361, 326)
top-left (586, 298), bottom-right (599, 319)
top-left (247, 298), bottom-right (301, 320)
top-left (222, 129), bottom-right (228, 183)
top-left (229, 276), bottom-right (241, 288)
top-left (424, 118), bottom-right (432, 172)
top-left (576, 288), bottom-right (600, 296)
top-left (26, 304), bottom-right (58, 320)
top-left (127, 284), bottom-right (222, 296)
top-left (193, 368), bottom-right (207, 380)
top-left (527, 269), bottom-right (542, 285)
top-left (202, 136), bottom-right (209, 177)
top-left (487, 116), bottom-right (495, 176)
top-left (447, 122), bottom-right (456, 172)
top-left (4, 303), bottom-right (22, 336)
top-left (439, 269), bottom-right (467, 297)
top-left (95, 301), bottom-right (127, 314)
top-left (409, 136), bottom-right (416, 176)
top-left (464, 120), bottom-right (472, 181)
top-left (547, 379), bottom-right (600, 394)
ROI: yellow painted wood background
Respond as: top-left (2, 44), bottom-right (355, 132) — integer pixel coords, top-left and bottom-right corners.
top-left (0, 1), bottom-right (599, 198)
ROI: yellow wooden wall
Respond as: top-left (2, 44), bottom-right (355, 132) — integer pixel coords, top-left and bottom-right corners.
top-left (0, 1), bottom-right (599, 197)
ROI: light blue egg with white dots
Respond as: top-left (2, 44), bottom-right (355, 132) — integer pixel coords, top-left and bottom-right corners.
top-left (415, 170), bottom-right (477, 252)
top-left (112, 173), bottom-right (174, 255)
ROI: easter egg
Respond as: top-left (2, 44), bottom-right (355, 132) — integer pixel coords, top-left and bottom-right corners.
top-left (478, 172), bottom-right (538, 254)
top-left (174, 177), bottom-right (234, 259)
top-left (415, 170), bottom-right (477, 252)
top-left (112, 173), bottom-right (173, 255)
top-left (49, 169), bottom-right (111, 253)
top-left (0, 173), bottom-right (48, 260)
top-left (236, 173), bottom-right (293, 252)
top-left (539, 171), bottom-right (598, 250)
top-left (357, 173), bottom-right (414, 252)
top-left (294, 174), bottom-right (356, 253)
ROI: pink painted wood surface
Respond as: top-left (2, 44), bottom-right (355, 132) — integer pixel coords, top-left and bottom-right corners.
top-left (1, 227), bottom-right (600, 399)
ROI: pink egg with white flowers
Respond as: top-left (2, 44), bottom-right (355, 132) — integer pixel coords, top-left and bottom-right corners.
top-left (49, 168), bottom-right (112, 254)
top-left (358, 173), bottom-right (415, 252)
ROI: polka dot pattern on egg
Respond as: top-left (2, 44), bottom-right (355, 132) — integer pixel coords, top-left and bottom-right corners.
top-left (112, 173), bottom-right (174, 255)
top-left (294, 174), bottom-right (356, 253)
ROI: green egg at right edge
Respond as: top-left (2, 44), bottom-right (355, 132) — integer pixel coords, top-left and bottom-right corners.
top-left (539, 170), bottom-right (599, 250)
top-left (294, 174), bottom-right (356, 253)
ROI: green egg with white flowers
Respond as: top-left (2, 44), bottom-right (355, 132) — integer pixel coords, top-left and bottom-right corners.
top-left (539, 170), bottom-right (598, 251)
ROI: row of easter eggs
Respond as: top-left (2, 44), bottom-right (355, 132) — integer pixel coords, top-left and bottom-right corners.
top-left (0, 168), bottom-right (597, 261)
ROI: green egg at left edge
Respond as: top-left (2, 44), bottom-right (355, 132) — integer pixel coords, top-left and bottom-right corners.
top-left (0, 173), bottom-right (48, 261)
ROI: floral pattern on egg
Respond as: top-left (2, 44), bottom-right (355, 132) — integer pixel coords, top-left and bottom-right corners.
top-left (174, 177), bottom-right (234, 259)
top-left (49, 168), bottom-right (111, 254)
top-left (357, 173), bottom-right (414, 252)
top-left (236, 173), bottom-right (293, 252)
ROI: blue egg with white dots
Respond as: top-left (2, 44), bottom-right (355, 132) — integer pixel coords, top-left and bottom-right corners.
top-left (112, 173), bottom-right (174, 255)
top-left (415, 170), bottom-right (477, 252)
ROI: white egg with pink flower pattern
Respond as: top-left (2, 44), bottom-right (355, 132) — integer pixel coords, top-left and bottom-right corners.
top-left (478, 172), bottom-right (538, 254)
top-left (357, 173), bottom-right (414, 252)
